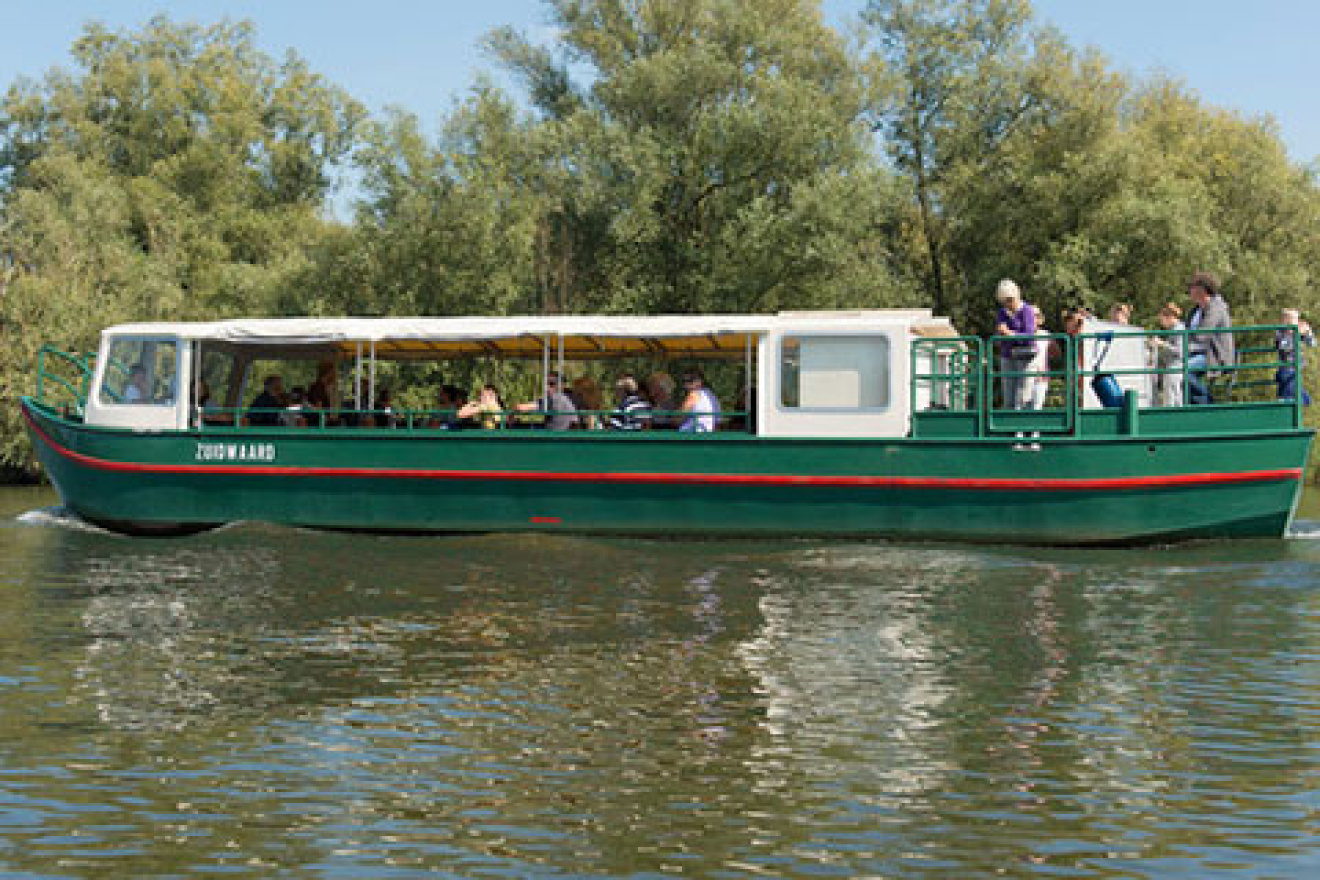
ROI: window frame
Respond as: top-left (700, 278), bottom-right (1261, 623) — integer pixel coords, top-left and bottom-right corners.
top-left (777, 333), bottom-right (893, 414)
top-left (96, 336), bottom-right (182, 409)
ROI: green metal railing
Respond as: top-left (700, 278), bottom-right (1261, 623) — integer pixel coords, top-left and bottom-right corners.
top-left (912, 324), bottom-right (1305, 438)
top-left (195, 407), bottom-right (753, 433)
top-left (911, 335), bottom-right (984, 415)
top-left (35, 346), bottom-right (94, 416)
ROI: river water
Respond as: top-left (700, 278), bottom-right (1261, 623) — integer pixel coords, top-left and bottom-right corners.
top-left (1, 485), bottom-right (1318, 878)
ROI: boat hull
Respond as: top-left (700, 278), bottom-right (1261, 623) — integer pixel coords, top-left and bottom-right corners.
top-left (22, 399), bottom-right (1312, 544)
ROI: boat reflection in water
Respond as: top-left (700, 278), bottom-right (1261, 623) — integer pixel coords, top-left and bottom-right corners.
top-left (736, 546), bottom-right (964, 799)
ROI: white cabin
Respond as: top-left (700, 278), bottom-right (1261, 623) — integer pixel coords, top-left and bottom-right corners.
top-left (83, 310), bottom-right (958, 438)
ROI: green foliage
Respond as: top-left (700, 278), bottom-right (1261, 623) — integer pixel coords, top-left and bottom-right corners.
top-left (0, 15), bottom-right (364, 471)
top-left (332, 0), bottom-right (918, 320)
top-left (861, 0), bottom-right (1320, 334)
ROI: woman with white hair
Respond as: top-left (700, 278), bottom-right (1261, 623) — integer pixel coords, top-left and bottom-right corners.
top-left (993, 278), bottom-right (1038, 410)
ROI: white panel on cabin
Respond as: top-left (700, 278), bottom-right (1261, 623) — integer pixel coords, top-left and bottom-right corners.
top-left (758, 326), bottom-right (911, 439)
top-left (798, 337), bottom-right (889, 409)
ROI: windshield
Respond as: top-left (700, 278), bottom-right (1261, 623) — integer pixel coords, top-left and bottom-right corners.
top-left (98, 338), bottom-right (178, 406)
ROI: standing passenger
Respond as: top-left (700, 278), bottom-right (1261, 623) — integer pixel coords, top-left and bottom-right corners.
top-left (1147, 303), bottom-right (1186, 407)
top-left (993, 279), bottom-right (1037, 410)
top-left (1186, 272), bottom-right (1234, 404)
top-left (1275, 308), bottom-right (1316, 404)
top-left (1027, 306), bottom-right (1049, 412)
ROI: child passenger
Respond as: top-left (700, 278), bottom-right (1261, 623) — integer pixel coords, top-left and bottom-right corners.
top-left (1147, 303), bottom-right (1186, 407)
top-left (1276, 308), bottom-right (1316, 404)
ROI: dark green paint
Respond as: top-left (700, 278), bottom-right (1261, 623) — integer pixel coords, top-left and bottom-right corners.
top-left (23, 399), bottom-right (1312, 544)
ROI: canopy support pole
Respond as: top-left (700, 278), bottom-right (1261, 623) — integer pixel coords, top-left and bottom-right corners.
top-left (541, 338), bottom-right (551, 408)
top-left (192, 340), bottom-right (201, 427)
top-left (744, 334), bottom-right (753, 426)
top-left (557, 333), bottom-right (565, 395)
top-left (355, 342), bottom-right (362, 411)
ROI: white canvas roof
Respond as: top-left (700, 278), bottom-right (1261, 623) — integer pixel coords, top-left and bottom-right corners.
top-left (104, 314), bottom-right (790, 343)
top-left (101, 312), bottom-right (935, 359)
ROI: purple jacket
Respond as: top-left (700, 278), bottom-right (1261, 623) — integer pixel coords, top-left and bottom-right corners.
top-left (996, 303), bottom-right (1037, 358)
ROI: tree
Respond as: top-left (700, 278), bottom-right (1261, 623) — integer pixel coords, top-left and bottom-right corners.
top-left (862, 0), bottom-right (1038, 324)
top-left (0, 16), bottom-right (365, 471)
top-left (480, 0), bottom-right (919, 315)
top-left (288, 90), bottom-right (548, 318)
top-left (860, 0), bottom-right (1320, 332)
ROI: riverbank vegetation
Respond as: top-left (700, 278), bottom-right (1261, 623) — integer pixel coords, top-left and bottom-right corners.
top-left (3, 0), bottom-right (1318, 475)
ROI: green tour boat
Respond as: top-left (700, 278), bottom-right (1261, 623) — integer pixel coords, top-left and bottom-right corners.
top-left (20, 310), bottom-right (1314, 543)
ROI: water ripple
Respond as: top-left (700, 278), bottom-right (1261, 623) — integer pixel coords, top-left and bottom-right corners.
top-left (0, 503), bottom-right (1317, 876)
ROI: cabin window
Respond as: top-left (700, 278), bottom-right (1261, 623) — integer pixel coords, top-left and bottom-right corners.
top-left (98, 339), bottom-right (178, 406)
top-left (780, 336), bottom-right (890, 410)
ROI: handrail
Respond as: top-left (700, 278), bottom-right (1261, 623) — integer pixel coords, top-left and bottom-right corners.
top-left (35, 346), bottom-right (94, 415)
top-left (911, 335), bottom-right (985, 418)
top-left (193, 406), bottom-right (753, 432)
top-left (985, 332), bottom-right (1077, 435)
top-left (914, 323), bottom-right (1306, 437)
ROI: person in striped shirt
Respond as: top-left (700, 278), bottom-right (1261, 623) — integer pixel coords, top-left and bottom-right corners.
top-left (608, 374), bottom-right (653, 430)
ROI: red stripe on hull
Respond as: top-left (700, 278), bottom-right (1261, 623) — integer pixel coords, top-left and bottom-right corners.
top-left (24, 406), bottom-right (1302, 493)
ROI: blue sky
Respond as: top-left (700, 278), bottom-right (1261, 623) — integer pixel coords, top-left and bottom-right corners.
top-left (2, 0), bottom-right (1317, 164)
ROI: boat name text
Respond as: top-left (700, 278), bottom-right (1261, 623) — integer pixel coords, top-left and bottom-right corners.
top-left (195, 442), bottom-right (276, 463)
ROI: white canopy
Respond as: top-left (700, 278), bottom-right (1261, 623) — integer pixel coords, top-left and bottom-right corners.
top-left (103, 312), bottom-right (938, 360)
top-left (106, 315), bottom-right (780, 343)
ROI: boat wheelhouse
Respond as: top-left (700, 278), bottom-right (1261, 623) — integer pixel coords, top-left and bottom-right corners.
top-left (21, 310), bottom-right (1314, 542)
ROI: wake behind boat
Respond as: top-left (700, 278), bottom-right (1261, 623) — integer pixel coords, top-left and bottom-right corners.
top-left (21, 310), bottom-right (1313, 543)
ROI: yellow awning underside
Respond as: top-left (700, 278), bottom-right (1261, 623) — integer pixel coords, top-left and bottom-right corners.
top-left (333, 333), bottom-right (759, 361)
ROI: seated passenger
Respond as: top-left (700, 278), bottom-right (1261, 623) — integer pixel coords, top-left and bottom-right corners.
top-left (458, 384), bottom-right (505, 430)
top-left (196, 381), bottom-right (231, 426)
top-left (307, 361), bottom-right (339, 425)
top-left (123, 363), bottom-right (151, 403)
top-left (514, 372), bottom-right (579, 430)
top-left (281, 386), bottom-right (308, 428)
top-left (677, 370), bottom-right (719, 433)
top-left (647, 372), bottom-right (678, 428)
top-left (607, 375), bottom-right (652, 431)
top-left (431, 384), bottom-right (465, 429)
top-left (247, 375), bottom-right (287, 427)
top-left (572, 376), bottom-right (604, 429)
top-left (375, 387), bottom-right (395, 428)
